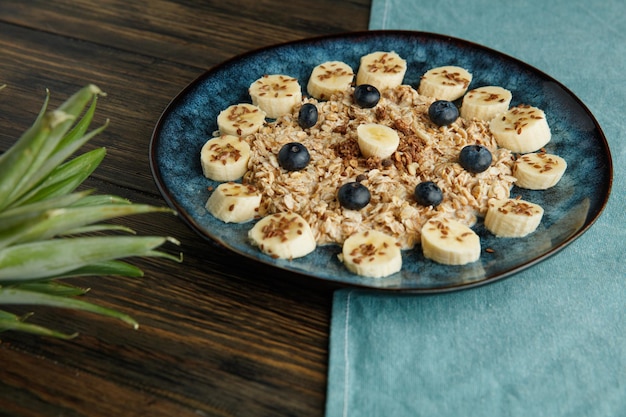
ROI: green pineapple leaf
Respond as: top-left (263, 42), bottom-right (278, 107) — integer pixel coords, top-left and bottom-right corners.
top-left (12, 281), bottom-right (89, 297)
top-left (0, 84), bottom-right (181, 338)
top-left (54, 260), bottom-right (145, 279)
top-left (0, 235), bottom-right (179, 283)
top-left (12, 147), bottom-right (106, 207)
top-left (0, 309), bottom-right (79, 339)
top-left (0, 86), bottom-right (101, 211)
top-left (10, 203), bottom-right (173, 245)
top-left (0, 288), bottom-right (138, 330)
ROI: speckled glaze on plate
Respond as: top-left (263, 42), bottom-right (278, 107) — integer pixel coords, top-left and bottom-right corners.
top-left (149, 31), bottom-right (612, 293)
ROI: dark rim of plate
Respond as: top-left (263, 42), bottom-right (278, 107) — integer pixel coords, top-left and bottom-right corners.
top-left (149, 30), bottom-right (614, 293)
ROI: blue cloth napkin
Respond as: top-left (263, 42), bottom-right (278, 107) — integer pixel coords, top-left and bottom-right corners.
top-left (325, 1), bottom-right (626, 416)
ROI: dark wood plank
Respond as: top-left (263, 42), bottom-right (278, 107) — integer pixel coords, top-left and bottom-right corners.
top-left (1, 347), bottom-right (209, 417)
top-left (0, 0), bottom-right (371, 67)
top-left (0, 1), bottom-right (371, 416)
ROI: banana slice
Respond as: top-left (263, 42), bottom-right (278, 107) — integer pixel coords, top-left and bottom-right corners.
top-left (307, 61), bottom-right (354, 100)
top-left (356, 123), bottom-right (400, 159)
top-left (421, 217), bottom-right (481, 265)
top-left (248, 212), bottom-right (316, 259)
top-left (484, 198), bottom-right (544, 237)
top-left (249, 74), bottom-right (302, 119)
top-left (489, 105), bottom-right (551, 153)
top-left (200, 135), bottom-right (251, 182)
top-left (355, 51), bottom-right (407, 91)
top-left (460, 86), bottom-right (512, 121)
top-left (205, 182), bottom-right (262, 223)
top-left (513, 151), bottom-right (567, 189)
top-left (418, 65), bottom-right (473, 101)
top-left (217, 103), bottom-right (266, 136)
top-left (340, 230), bottom-right (402, 278)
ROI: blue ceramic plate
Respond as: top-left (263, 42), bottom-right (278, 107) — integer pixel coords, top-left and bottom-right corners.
top-left (150, 31), bottom-right (612, 293)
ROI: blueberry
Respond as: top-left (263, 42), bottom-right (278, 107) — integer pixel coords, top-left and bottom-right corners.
top-left (354, 84), bottom-right (381, 108)
top-left (278, 142), bottom-right (310, 171)
top-left (428, 100), bottom-right (459, 126)
top-left (459, 145), bottom-right (493, 173)
top-left (414, 181), bottom-right (443, 207)
top-left (338, 182), bottom-right (371, 210)
top-left (298, 103), bottom-right (318, 129)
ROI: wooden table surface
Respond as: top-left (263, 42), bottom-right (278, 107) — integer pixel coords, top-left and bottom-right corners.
top-left (0, 1), bottom-right (371, 416)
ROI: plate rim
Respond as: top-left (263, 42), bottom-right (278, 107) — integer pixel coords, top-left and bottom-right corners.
top-left (149, 29), bottom-right (614, 293)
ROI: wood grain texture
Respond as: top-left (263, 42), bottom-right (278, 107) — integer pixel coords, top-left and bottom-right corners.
top-left (0, 1), bottom-right (370, 416)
